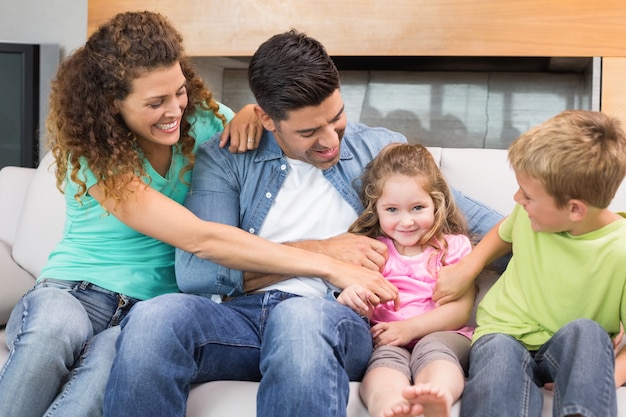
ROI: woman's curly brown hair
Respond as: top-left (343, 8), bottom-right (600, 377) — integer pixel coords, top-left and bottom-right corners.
top-left (46, 11), bottom-right (226, 203)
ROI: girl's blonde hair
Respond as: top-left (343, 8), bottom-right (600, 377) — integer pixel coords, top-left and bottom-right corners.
top-left (349, 143), bottom-right (468, 266)
top-left (47, 11), bottom-right (226, 203)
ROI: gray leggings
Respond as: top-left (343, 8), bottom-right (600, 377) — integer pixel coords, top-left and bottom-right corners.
top-left (365, 331), bottom-right (470, 381)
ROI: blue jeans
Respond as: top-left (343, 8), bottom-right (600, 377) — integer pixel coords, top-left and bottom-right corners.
top-left (461, 319), bottom-right (617, 417)
top-left (103, 291), bottom-right (373, 417)
top-left (0, 279), bottom-right (137, 417)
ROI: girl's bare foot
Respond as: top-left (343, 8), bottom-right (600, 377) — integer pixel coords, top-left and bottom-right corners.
top-left (400, 383), bottom-right (453, 417)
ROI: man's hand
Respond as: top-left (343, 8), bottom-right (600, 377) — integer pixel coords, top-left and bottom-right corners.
top-left (328, 261), bottom-right (399, 308)
top-left (316, 233), bottom-right (388, 271)
top-left (242, 234), bottom-right (393, 301)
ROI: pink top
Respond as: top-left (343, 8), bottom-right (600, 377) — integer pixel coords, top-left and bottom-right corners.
top-left (371, 235), bottom-right (474, 345)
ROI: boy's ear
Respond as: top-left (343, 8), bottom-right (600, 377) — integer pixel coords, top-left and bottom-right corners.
top-left (254, 105), bottom-right (277, 132)
top-left (568, 199), bottom-right (588, 221)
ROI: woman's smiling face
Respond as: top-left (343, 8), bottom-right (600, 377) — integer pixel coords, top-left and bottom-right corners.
top-left (114, 62), bottom-right (188, 152)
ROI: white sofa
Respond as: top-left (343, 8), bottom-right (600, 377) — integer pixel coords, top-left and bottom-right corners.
top-left (1, 147), bottom-right (626, 417)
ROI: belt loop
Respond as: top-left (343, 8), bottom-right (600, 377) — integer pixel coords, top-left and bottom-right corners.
top-left (117, 294), bottom-right (127, 308)
top-left (79, 281), bottom-right (89, 290)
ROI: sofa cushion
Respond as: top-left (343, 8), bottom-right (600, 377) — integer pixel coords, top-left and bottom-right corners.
top-left (610, 178), bottom-right (626, 212)
top-left (12, 152), bottom-right (65, 279)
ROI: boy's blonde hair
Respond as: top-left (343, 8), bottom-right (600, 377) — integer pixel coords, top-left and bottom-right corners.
top-left (508, 110), bottom-right (626, 208)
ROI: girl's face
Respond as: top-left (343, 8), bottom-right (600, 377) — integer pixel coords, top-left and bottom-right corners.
top-left (375, 174), bottom-right (436, 256)
top-left (114, 62), bottom-right (188, 153)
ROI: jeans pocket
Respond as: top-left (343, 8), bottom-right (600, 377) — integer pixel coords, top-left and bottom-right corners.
top-left (34, 278), bottom-right (77, 292)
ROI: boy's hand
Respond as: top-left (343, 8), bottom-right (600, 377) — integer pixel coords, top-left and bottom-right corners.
top-left (433, 261), bottom-right (474, 306)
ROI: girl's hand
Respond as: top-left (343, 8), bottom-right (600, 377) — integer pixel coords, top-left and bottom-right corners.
top-left (336, 285), bottom-right (375, 319)
top-left (371, 321), bottom-right (414, 348)
top-left (614, 323), bottom-right (625, 352)
top-left (219, 104), bottom-right (263, 153)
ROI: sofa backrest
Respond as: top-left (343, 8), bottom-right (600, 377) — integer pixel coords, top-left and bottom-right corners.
top-left (436, 147), bottom-right (517, 216)
top-left (5, 147), bottom-right (626, 279)
top-left (433, 147), bottom-right (626, 216)
top-left (12, 152), bottom-right (65, 278)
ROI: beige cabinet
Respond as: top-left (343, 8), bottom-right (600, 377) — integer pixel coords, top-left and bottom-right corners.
top-left (88, 0), bottom-right (626, 124)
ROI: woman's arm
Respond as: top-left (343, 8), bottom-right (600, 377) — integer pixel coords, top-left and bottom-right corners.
top-left (89, 179), bottom-right (399, 303)
top-left (243, 233), bottom-right (388, 292)
top-left (219, 104), bottom-right (263, 153)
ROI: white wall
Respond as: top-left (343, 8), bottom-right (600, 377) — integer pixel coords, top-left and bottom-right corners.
top-left (0, 0), bottom-right (87, 57)
top-left (0, 0), bottom-right (87, 159)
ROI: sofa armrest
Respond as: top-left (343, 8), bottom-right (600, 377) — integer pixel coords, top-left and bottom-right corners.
top-left (0, 166), bottom-right (36, 246)
top-left (0, 241), bottom-right (35, 325)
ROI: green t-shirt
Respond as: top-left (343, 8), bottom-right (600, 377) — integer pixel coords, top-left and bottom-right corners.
top-left (473, 204), bottom-right (626, 350)
top-left (39, 104), bottom-right (235, 300)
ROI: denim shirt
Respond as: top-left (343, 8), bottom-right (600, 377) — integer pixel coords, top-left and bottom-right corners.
top-left (175, 121), bottom-right (506, 297)
top-left (175, 121), bottom-right (407, 296)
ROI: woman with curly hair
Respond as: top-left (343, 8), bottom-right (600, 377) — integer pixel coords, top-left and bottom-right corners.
top-left (0, 11), bottom-right (387, 417)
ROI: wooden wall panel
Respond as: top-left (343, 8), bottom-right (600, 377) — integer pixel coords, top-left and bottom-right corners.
top-left (88, 0), bottom-right (626, 57)
top-left (601, 58), bottom-right (626, 126)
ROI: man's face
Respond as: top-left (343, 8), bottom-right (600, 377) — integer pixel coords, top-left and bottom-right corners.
top-left (259, 89), bottom-right (347, 170)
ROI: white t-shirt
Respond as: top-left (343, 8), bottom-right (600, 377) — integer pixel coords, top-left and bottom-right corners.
top-left (259, 157), bottom-right (357, 297)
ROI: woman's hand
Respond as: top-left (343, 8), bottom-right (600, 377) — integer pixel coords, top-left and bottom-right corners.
top-left (219, 104), bottom-right (263, 153)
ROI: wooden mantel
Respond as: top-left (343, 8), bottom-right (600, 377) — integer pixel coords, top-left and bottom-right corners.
top-left (88, 0), bottom-right (626, 122)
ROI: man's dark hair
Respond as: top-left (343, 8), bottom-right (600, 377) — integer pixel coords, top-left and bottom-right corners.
top-left (248, 29), bottom-right (341, 122)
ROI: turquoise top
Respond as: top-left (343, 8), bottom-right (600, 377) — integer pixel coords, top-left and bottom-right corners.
top-left (39, 104), bottom-right (235, 300)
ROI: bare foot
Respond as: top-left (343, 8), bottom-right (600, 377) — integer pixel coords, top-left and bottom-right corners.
top-left (380, 400), bottom-right (418, 417)
top-left (400, 383), bottom-right (453, 417)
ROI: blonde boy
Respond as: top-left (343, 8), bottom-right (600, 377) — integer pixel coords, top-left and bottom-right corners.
top-left (436, 110), bottom-right (626, 417)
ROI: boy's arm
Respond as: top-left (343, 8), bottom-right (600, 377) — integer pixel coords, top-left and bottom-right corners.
top-left (433, 218), bottom-right (511, 305)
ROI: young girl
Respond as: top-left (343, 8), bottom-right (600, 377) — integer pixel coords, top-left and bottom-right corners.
top-left (338, 143), bottom-right (475, 417)
top-left (0, 11), bottom-right (385, 417)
